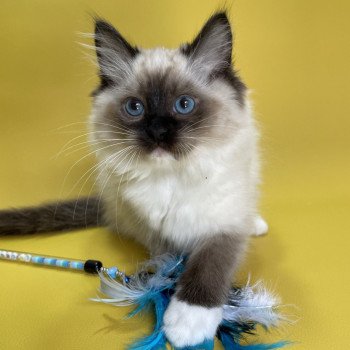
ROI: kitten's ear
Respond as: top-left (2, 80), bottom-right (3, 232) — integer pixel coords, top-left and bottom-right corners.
top-left (94, 19), bottom-right (138, 88)
top-left (181, 12), bottom-right (233, 77)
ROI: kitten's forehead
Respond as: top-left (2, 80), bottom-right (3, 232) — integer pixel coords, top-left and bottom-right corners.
top-left (129, 47), bottom-right (204, 102)
top-left (133, 48), bottom-right (188, 76)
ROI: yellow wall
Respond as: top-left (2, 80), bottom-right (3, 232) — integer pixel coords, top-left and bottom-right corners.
top-left (0, 1), bottom-right (349, 349)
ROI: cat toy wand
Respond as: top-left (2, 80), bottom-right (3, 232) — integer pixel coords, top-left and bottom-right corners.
top-left (0, 248), bottom-right (289, 349)
top-left (0, 248), bottom-right (129, 282)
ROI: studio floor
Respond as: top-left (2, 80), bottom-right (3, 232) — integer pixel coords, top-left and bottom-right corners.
top-left (0, 1), bottom-right (349, 349)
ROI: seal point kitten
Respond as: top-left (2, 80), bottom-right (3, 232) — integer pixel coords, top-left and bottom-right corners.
top-left (92, 11), bottom-right (268, 345)
top-left (0, 12), bottom-right (268, 346)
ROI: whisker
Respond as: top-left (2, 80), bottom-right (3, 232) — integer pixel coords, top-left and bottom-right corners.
top-left (96, 146), bottom-right (137, 226)
top-left (113, 148), bottom-right (139, 233)
top-left (72, 150), bottom-right (125, 219)
top-left (185, 124), bottom-right (237, 133)
top-left (58, 138), bottom-right (136, 157)
top-left (53, 130), bottom-right (136, 159)
top-left (68, 146), bottom-right (133, 202)
top-left (55, 121), bottom-right (137, 134)
top-left (178, 114), bottom-right (215, 133)
top-left (77, 147), bottom-right (134, 220)
top-left (72, 145), bottom-right (136, 220)
top-left (58, 142), bottom-right (131, 201)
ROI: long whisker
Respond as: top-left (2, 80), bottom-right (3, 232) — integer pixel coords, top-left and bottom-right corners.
top-left (57, 138), bottom-right (136, 157)
top-left (72, 149), bottom-right (126, 219)
top-left (92, 146), bottom-right (134, 203)
top-left (178, 108), bottom-right (238, 134)
top-left (68, 145), bottom-right (133, 204)
top-left (82, 151), bottom-right (126, 223)
top-left (79, 146), bottom-right (136, 221)
top-left (76, 145), bottom-right (136, 222)
top-left (178, 114), bottom-right (215, 133)
top-left (55, 121), bottom-right (135, 133)
top-left (179, 136), bottom-right (223, 141)
top-left (58, 142), bottom-right (131, 201)
top-left (54, 128), bottom-right (137, 157)
top-left (96, 146), bottom-right (137, 226)
top-left (114, 148), bottom-right (139, 233)
top-left (178, 109), bottom-right (230, 133)
top-left (185, 124), bottom-right (237, 134)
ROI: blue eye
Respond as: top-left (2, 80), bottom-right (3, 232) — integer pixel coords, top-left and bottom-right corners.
top-left (174, 96), bottom-right (195, 115)
top-left (125, 98), bottom-right (144, 117)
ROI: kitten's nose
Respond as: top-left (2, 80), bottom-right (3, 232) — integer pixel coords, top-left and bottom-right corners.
top-left (147, 118), bottom-right (171, 143)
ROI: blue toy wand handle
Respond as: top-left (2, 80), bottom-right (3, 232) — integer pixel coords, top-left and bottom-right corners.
top-left (0, 248), bottom-right (127, 280)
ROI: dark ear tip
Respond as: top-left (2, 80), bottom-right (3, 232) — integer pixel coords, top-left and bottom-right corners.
top-left (202, 11), bottom-right (232, 37)
top-left (94, 18), bottom-right (115, 34)
top-left (212, 11), bottom-right (229, 20)
top-left (209, 11), bottom-right (230, 26)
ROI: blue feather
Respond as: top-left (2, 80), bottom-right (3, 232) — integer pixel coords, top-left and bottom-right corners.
top-left (126, 256), bottom-right (182, 350)
top-left (174, 339), bottom-right (214, 350)
top-left (219, 330), bottom-right (238, 349)
top-left (217, 320), bottom-right (290, 350)
top-left (97, 255), bottom-right (290, 350)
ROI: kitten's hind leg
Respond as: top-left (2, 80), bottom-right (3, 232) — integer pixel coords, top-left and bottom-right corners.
top-left (252, 215), bottom-right (269, 236)
top-left (163, 234), bottom-right (247, 347)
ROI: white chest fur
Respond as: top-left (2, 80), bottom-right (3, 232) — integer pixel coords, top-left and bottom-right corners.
top-left (118, 143), bottom-right (257, 250)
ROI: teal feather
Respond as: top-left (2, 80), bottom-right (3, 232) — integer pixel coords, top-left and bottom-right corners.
top-left (97, 255), bottom-right (290, 350)
top-left (175, 339), bottom-right (214, 350)
top-left (217, 320), bottom-right (290, 350)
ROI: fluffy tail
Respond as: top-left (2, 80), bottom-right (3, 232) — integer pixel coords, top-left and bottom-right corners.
top-left (0, 197), bottom-right (103, 235)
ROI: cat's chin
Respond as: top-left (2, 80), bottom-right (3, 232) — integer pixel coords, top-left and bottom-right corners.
top-left (149, 147), bottom-right (175, 161)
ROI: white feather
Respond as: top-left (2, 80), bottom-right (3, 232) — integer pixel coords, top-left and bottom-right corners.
top-left (92, 254), bottom-right (183, 306)
top-left (223, 280), bottom-right (282, 327)
top-left (93, 272), bottom-right (144, 306)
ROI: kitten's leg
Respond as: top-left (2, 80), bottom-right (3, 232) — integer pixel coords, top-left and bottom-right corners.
top-left (163, 234), bottom-right (247, 347)
top-left (252, 215), bottom-right (269, 236)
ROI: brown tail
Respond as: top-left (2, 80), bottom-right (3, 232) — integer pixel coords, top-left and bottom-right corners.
top-left (0, 197), bottom-right (103, 235)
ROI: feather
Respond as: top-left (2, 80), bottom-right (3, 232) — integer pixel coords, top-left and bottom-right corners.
top-left (217, 321), bottom-right (290, 350)
top-left (93, 255), bottom-right (289, 350)
top-left (223, 281), bottom-right (282, 328)
top-left (174, 339), bottom-right (214, 350)
top-left (127, 291), bottom-right (169, 350)
top-left (93, 254), bottom-right (183, 306)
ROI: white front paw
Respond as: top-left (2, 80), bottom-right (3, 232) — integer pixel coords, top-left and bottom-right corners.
top-left (163, 296), bottom-right (222, 347)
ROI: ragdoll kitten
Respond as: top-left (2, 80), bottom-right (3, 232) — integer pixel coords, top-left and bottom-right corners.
top-left (0, 12), bottom-right (268, 346)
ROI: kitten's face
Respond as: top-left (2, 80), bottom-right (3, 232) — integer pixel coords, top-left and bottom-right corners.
top-left (90, 13), bottom-right (246, 166)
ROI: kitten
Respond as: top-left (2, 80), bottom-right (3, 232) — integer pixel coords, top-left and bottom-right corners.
top-left (0, 12), bottom-right (268, 346)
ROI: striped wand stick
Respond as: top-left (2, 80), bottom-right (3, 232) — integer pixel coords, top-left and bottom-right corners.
top-left (0, 248), bottom-right (129, 282)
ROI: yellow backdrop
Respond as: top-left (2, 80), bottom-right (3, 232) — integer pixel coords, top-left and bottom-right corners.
top-left (0, 1), bottom-right (349, 349)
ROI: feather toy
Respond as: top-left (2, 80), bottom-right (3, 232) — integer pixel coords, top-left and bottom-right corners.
top-left (96, 254), bottom-right (290, 349)
top-left (0, 249), bottom-right (289, 349)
